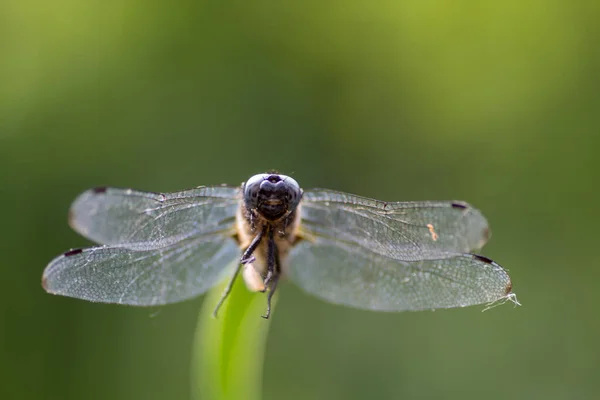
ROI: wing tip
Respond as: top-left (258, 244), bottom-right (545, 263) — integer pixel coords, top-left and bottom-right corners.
top-left (504, 279), bottom-right (512, 295)
top-left (41, 264), bottom-right (57, 294)
top-left (68, 190), bottom-right (94, 235)
top-left (41, 273), bottom-right (48, 291)
top-left (482, 226), bottom-right (491, 242)
top-left (67, 210), bottom-right (79, 230)
top-left (41, 274), bottom-right (58, 295)
top-left (42, 248), bottom-right (86, 293)
top-left (451, 201), bottom-right (491, 249)
top-left (470, 254), bottom-right (515, 300)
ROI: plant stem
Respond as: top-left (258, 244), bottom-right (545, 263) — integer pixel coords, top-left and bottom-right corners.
top-left (192, 274), bottom-right (274, 400)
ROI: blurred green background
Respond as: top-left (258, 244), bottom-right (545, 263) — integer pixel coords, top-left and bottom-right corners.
top-left (1, 1), bottom-right (599, 399)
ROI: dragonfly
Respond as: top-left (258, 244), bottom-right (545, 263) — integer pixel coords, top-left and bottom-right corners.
top-left (42, 173), bottom-right (518, 318)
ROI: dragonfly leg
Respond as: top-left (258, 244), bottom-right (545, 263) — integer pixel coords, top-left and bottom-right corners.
top-left (263, 228), bottom-right (276, 287)
top-left (240, 226), bottom-right (264, 264)
top-left (262, 230), bottom-right (279, 319)
top-left (212, 262), bottom-right (242, 318)
top-left (262, 274), bottom-right (279, 319)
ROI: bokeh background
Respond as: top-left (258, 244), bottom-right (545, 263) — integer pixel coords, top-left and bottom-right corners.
top-left (1, 1), bottom-right (599, 399)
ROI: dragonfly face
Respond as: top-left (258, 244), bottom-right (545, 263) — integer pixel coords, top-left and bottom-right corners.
top-left (42, 172), bottom-right (519, 318)
top-left (243, 173), bottom-right (302, 221)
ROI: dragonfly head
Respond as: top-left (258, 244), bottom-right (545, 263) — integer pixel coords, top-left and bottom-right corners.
top-left (243, 173), bottom-right (302, 221)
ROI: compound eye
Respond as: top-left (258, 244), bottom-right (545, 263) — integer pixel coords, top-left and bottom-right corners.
top-left (286, 188), bottom-right (298, 203)
top-left (281, 176), bottom-right (302, 206)
top-left (244, 174), bottom-right (266, 207)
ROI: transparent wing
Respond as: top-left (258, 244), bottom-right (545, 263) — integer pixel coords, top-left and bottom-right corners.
top-left (287, 239), bottom-right (512, 312)
top-left (42, 236), bottom-right (240, 306)
top-left (69, 186), bottom-right (240, 250)
top-left (288, 189), bottom-right (512, 311)
top-left (300, 189), bottom-right (491, 261)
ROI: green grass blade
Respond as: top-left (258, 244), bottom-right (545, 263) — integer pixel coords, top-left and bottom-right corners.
top-left (192, 273), bottom-right (274, 400)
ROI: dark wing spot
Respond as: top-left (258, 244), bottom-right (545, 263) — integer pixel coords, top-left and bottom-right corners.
top-left (64, 248), bottom-right (84, 257)
top-left (472, 254), bottom-right (494, 264)
top-left (451, 202), bottom-right (468, 210)
top-left (93, 187), bottom-right (107, 194)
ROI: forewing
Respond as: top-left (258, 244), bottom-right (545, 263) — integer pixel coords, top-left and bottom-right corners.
top-left (287, 238), bottom-right (512, 312)
top-left (42, 236), bottom-right (240, 306)
top-left (69, 186), bottom-right (240, 249)
top-left (300, 189), bottom-right (490, 261)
